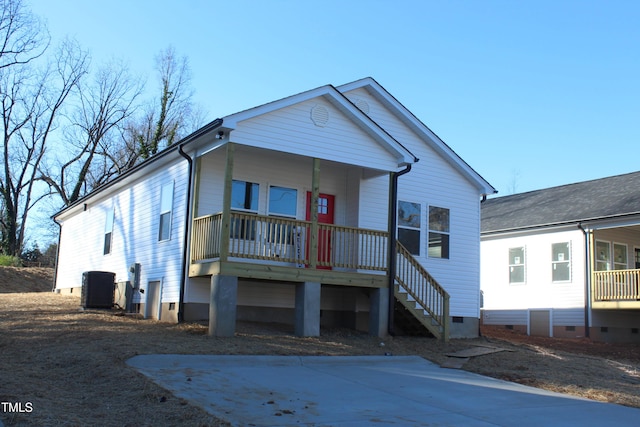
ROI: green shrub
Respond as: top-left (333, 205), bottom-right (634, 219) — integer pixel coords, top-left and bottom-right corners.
top-left (0, 255), bottom-right (22, 267)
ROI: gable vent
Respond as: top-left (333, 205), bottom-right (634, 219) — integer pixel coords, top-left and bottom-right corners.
top-left (310, 104), bottom-right (329, 127)
top-left (354, 98), bottom-right (370, 115)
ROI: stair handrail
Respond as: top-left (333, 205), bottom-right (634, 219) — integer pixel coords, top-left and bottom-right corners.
top-left (395, 242), bottom-right (450, 341)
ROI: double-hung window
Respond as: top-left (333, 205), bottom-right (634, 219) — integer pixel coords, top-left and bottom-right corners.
top-left (268, 185), bottom-right (297, 245)
top-left (398, 201), bottom-right (421, 255)
top-left (509, 247), bottom-right (525, 284)
top-left (104, 208), bottom-right (114, 255)
top-left (613, 243), bottom-right (628, 270)
top-left (230, 180), bottom-right (259, 240)
top-left (158, 182), bottom-right (173, 241)
top-left (428, 206), bottom-right (450, 259)
top-left (595, 240), bottom-right (611, 271)
top-left (552, 242), bottom-right (571, 282)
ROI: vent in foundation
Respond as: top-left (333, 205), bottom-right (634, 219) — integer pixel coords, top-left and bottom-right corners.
top-left (632, 328), bottom-right (639, 334)
top-left (452, 316), bottom-right (464, 323)
top-left (506, 325), bottom-right (513, 330)
top-left (169, 302), bottom-right (176, 311)
top-left (565, 326), bottom-right (575, 332)
top-left (600, 327), bottom-right (608, 333)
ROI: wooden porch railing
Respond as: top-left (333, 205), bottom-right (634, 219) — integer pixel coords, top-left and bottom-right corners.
top-left (395, 242), bottom-right (450, 341)
top-left (592, 269), bottom-right (640, 301)
top-left (191, 212), bottom-right (388, 271)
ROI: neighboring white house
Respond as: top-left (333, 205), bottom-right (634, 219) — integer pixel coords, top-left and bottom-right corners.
top-left (481, 171), bottom-right (640, 343)
top-left (54, 77), bottom-right (495, 339)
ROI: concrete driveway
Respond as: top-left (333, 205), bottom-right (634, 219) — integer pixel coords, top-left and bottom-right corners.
top-left (127, 355), bottom-right (640, 426)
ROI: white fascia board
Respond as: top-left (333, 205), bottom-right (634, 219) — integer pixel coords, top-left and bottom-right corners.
top-left (54, 148), bottom-right (183, 222)
top-left (338, 78), bottom-right (496, 195)
top-left (222, 84), bottom-right (417, 167)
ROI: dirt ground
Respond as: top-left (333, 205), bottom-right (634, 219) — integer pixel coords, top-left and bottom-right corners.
top-left (0, 267), bottom-right (639, 426)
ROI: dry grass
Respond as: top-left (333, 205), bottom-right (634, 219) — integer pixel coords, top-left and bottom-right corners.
top-left (0, 267), bottom-right (639, 426)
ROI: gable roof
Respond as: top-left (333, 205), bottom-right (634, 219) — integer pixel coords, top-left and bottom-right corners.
top-left (481, 171), bottom-right (640, 233)
top-left (337, 77), bottom-right (496, 195)
top-left (222, 83), bottom-right (418, 167)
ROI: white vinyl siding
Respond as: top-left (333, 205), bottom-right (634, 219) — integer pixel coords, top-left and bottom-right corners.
top-left (345, 87), bottom-right (484, 318)
top-left (229, 99), bottom-right (399, 171)
top-left (481, 228), bottom-right (585, 312)
top-left (196, 148), bottom-right (351, 225)
top-left (55, 159), bottom-right (189, 305)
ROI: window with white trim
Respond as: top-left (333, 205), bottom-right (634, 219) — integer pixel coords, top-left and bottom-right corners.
top-left (428, 206), bottom-right (449, 259)
top-left (230, 180), bottom-right (259, 240)
top-left (398, 200), bottom-right (421, 255)
top-left (104, 207), bottom-right (114, 255)
top-left (268, 185), bottom-right (297, 244)
top-left (552, 242), bottom-right (571, 282)
top-left (595, 240), bottom-right (611, 271)
top-left (268, 185), bottom-right (297, 217)
top-left (509, 246), bottom-right (525, 284)
top-left (158, 182), bottom-right (173, 241)
top-left (614, 243), bottom-right (628, 270)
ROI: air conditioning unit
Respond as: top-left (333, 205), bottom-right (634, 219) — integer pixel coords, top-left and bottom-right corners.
top-left (81, 271), bottom-right (115, 309)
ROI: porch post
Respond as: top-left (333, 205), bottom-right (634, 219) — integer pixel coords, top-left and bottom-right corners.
top-left (220, 143), bottom-right (235, 262)
top-left (309, 158), bottom-right (320, 268)
top-left (208, 274), bottom-right (238, 337)
top-left (586, 227), bottom-right (595, 337)
top-left (295, 281), bottom-right (321, 336)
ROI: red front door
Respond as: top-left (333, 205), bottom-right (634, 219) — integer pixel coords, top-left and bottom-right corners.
top-left (306, 192), bottom-right (335, 269)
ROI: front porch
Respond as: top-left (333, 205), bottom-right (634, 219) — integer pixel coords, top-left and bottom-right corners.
top-left (188, 211), bottom-right (449, 340)
top-left (186, 143), bottom-right (449, 339)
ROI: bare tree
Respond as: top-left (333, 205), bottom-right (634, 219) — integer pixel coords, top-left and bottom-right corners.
top-left (0, 39), bottom-right (87, 255)
top-left (0, 0), bottom-right (49, 69)
top-left (41, 60), bottom-right (142, 206)
top-left (137, 46), bottom-right (197, 159)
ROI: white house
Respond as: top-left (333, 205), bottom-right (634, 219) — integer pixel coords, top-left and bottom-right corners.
top-left (480, 171), bottom-right (640, 343)
top-left (54, 77), bottom-right (495, 340)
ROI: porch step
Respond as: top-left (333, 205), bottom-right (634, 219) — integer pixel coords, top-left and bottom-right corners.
top-left (394, 284), bottom-right (443, 339)
top-left (393, 300), bottom-right (434, 337)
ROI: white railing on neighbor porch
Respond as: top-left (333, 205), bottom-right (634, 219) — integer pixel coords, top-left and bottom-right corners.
top-left (592, 269), bottom-right (640, 301)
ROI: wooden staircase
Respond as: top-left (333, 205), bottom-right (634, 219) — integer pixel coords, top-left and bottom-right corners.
top-left (394, 242), bottom-right (450, 341)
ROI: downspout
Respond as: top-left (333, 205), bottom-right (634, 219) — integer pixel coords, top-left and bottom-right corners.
top-left (388, 163), bottom-right (413, 336)
top-left (577, 223), bottom-right (590, 338)
top-left (177, 143), bottom-right (192, 322)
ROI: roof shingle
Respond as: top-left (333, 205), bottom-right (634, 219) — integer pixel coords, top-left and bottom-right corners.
top-left (481, 171), bottom-right (640, 232)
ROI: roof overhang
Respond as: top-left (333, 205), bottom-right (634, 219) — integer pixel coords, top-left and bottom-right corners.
top-left (54, 118), bottom-right (224, 221)
top-left (338, 77), bottom-right (496, 195)
top-left (222, 84), bottom-right (418, 168)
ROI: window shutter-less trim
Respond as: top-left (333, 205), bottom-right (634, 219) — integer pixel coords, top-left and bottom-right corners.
top-left (158, 182), bottom-right (174, 241)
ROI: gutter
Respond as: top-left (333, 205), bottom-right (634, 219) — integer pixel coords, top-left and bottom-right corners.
top-left (177, 119), bottom-right (224, 323)
top-left (577, 223), bottom-right (591, 338)
top-left (387, 163), bottom-right (414, 336)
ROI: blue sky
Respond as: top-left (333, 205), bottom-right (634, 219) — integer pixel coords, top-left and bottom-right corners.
top-left (29, 0), bottom-right (639, 196)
